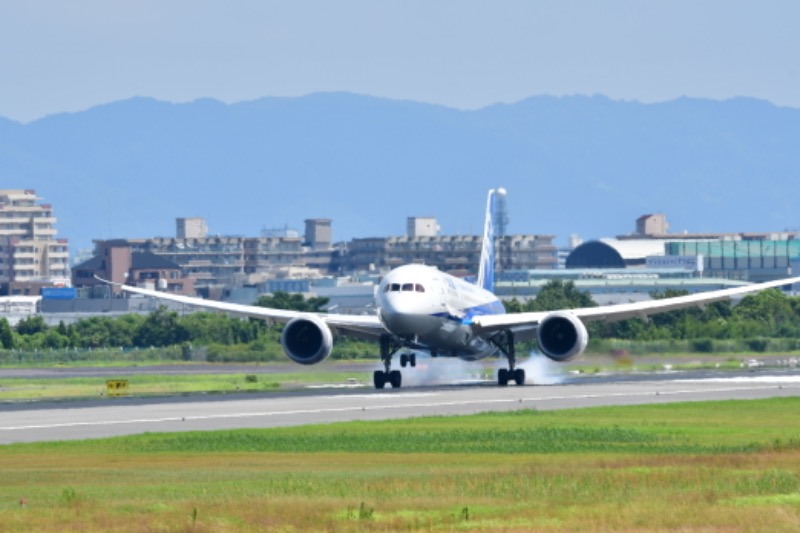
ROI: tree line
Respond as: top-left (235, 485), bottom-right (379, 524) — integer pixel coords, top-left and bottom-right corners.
top-left (2, 283), bottom-right (799, 359)
top-left (505, 280), bottom-right (800, 352)
top-left (0, 292), bottom-right (374, 362)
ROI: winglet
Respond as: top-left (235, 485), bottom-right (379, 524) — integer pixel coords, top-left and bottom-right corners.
top-left (476, 188), bottom-right (504, 293)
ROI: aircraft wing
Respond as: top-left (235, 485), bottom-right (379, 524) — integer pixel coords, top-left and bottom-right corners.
top-left (472, 276), bottom-right (800, 335)
top-left (103, 280), bottom-right (388, 341)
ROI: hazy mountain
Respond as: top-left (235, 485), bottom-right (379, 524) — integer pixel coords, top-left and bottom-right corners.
top-left (2, 93), bottom-right (799, 255)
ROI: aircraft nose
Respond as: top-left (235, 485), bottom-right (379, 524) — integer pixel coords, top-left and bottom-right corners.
top-left (380, 293), bottom-right (440, 336)
top-left (382, 293), bottom-right (417, 315)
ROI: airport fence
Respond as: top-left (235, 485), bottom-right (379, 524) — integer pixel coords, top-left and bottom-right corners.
top-left (0, 346), bottom-right (185, 366)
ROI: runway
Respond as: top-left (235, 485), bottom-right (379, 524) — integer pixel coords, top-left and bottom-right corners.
top-left (2, 370), bottom-right (800, 444)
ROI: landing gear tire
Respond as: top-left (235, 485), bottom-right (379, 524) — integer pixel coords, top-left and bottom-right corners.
top-left (513, 368), bottom-right (526, 386)
top-left (374, 370), bottom-right (403, 389)
top-left (389, 370), bottom-right (402, 388)
top-left (498, 368), bottom-right (509, 386)
top-left (399, 353), bottom-right (417, 369)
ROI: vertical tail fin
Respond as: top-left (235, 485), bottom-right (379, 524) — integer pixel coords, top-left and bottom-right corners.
top-left (477, 188), bottom-right (504, 293)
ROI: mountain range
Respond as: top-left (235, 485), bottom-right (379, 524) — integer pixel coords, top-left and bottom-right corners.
top-left (1, 93), bottom-right (799, 256)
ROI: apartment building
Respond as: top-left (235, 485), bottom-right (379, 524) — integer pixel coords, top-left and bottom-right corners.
top-left (76, 213), bottom-right (556, 298)
top-left (345, 234), bottom-right (558, 277)
top-left (77, 217), bottom-right (338, 297)
top-left (72, 240), bottom-right (194, 296)
top-left (0, 189), bottom-right (69, 295)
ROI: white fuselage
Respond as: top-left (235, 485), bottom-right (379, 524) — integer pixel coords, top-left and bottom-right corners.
top-left (375, 264), bottom-right (506, 359)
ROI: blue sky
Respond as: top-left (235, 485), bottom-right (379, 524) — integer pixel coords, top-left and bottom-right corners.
top-left (2, 0), bottom-right (799, 122)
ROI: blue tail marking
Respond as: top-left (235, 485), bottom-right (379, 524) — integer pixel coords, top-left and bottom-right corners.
top-left (476, 188), bottom-right (503, 293)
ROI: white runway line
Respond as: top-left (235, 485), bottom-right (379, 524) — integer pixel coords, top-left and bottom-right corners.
top-left (676, 376), bottom-right (800, 384)
top-left (2, 382), bottom-right (797, 433)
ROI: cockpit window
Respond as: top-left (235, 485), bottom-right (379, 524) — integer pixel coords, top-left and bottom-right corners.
top-left (385, 282), bottom-right (425, 293)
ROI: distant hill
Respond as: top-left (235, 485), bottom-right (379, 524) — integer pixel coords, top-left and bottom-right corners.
top-left (2, 93), bottom-right (799, 255)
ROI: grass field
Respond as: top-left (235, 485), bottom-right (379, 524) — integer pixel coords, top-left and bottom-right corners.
top-left (0, 354), bottom-right (780, 402)
top-left (1, 398), bottom-right (799, 531)
top-left (0, 369), bottom-right (372, 401)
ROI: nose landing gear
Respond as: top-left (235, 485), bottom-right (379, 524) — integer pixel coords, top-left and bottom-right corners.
top-left (374, 335), bottom-right (408, 389)
top-left (399, 352), bottom-right (416, 368)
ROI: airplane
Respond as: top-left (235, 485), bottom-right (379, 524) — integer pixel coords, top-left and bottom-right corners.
top-left (99, 188), bottom-right (800, 389)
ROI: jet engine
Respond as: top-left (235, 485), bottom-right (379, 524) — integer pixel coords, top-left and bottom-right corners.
top-left (536, 312), bottom-right (588, 362)
top-left (280, 315), bottom-right (333, 365)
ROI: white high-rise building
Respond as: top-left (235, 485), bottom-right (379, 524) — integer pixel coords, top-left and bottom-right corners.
top-left (0, 190), bottom-right (69, 293)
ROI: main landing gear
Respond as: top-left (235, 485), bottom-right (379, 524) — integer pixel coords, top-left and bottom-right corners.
top-left (373, 368), bottom-right (402, 389)
top-left (374, 334), bottom-right (415, 389)
top-left (491, 329), bottom-right (525, 386)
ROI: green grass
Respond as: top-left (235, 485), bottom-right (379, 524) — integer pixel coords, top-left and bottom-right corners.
top-left (1, 399), bottom-right (800, 530)
top-left (0, 369), bottom-right (373, 400)
top-left (0, 353), bottom-right (782, 402)
top-left (0, 357), bottom-right (378, 369)
top-left (568, 353), bottom-right (780, 375)
top-left (12, 397), bottom-right (800, 456)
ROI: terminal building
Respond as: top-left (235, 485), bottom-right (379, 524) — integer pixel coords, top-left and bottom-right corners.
top-left (505, 213), bottom-right (800, 306)
top-left (566, 214), bottom-right (800, 283)
top-left (665, 239), bottom-right (799, 282)
top-left (494, 269), bottom-right (751, 306)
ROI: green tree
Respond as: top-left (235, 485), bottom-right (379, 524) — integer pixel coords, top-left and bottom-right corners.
top-left (108, 314), bottom-right (145, 347)
top-left (528, 280), bottom-right (596, 312)
top-left (733, 289), bottom-right (793, 323)
top-left (15, 315), bottom-right (48, 336)
top-left (42, 329), bottom-right (69, 350)
top-left (181, 312), bottom-right (234, 345)
top-left (180, 312), bottom-right (263, 345)
top-left (0, 318), bottom-right (14, 349)
top-left (502, 298), bottom-right (525, 313)
top-left (133, 307), bottom-right (188, 347)
top-left (73, 316), bottom-right (118, 348)
top-left (591, 317), bottom-right (648, 340)
top-left (643, 289), bottom-right (706, 339)
top-left (731, 289), bottom-right (798, 338)
top-left (254, 291), bottom-right (330, 312)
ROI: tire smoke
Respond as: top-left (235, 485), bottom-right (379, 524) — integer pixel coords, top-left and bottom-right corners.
top-left (382, 351), bottom-right (566, 387)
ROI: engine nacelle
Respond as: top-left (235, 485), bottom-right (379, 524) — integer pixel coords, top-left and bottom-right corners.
top-left (536, 311), bottom-right (589, 362)
top-left (280, 314), bottom-right (333, 365)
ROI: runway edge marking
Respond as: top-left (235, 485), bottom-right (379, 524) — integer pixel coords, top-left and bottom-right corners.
top-left (2, 383), bottom-right (798, 433)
